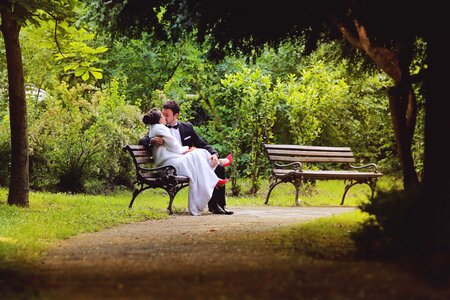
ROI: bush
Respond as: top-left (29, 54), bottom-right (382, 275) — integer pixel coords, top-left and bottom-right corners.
top-left (27, 79), bottom-right (144, 193)
top-left (351, 188), bottom-right (423, 259)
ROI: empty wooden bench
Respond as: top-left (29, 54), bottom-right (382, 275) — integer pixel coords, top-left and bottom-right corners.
top-left (263, 144), bottom-right (383, 205)
top-left (123, 145), bottom-right (189, 214)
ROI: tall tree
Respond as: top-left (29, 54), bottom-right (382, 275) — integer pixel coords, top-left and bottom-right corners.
top-left (0, 0), bottom-right (74, 206)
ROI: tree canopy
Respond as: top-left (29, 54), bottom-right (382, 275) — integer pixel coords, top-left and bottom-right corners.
top-left (88, 1), bottom-right (435, 57)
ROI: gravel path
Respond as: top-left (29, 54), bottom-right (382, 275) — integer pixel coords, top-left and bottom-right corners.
top-left (40, 207), bottom-right (355, 273)
top-left (25, 206), bottom-right (449, 300)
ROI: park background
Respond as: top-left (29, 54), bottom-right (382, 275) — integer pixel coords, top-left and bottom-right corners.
top-left (2, 1), bottom-right (448, 295)
top-left (0, 5), bottom-right (425, 196)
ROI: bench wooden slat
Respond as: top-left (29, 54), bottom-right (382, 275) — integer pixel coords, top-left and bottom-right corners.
top-left (264, 144), bottom-right (352, 152)
top-left (128, 145), bottom-right (146, 150)
top-left (132, 150), bottom-right (151, 157)
top-left (140, 171), bottom-right (189, 180)
top-left (135, 157), bottom-right (154, 164)
top-left (265, 149), bottom-right (354, 157)
top-left (268, 155), bottom-right (356, 163)
top-left (273, 169), bottom-right (383, 179)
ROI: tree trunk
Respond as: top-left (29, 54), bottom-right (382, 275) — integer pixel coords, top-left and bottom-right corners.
top-left (336, 19), bottom-right (420, 191)
top-left (420, 31), bottom-right (450, 285)
top-left (1, 9), bottom-right (29, 207)
top-left (388, 84), bottom-right (420, 190)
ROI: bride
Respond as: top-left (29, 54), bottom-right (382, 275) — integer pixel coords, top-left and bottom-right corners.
top-left (143, 109), bottom-right (229, 216)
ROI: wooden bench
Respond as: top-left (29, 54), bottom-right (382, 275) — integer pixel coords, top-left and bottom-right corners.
top-left (123, 145), bottom-right (189, 214)
top-left (263, 144), bottom-right (383, 206)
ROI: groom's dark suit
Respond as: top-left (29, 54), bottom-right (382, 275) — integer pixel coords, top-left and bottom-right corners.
top-left (139, 121), bottom-right (228, 211)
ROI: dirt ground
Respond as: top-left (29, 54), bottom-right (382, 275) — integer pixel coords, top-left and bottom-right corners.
top-left (2, 206), bottom-right (449, 299)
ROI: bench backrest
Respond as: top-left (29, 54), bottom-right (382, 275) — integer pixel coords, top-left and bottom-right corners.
top-left (123, 144), bottom-right (162, 179)
top-left (124, 145), bottom-right (188, 183)
top-left (264, 144), bottom-right (355, 166)
top-left (124, 144), bottom-right (154, 164)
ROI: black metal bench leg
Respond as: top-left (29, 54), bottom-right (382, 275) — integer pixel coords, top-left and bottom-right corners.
top-left (341, 179), bottom-right (378, 205)
top-left (265, 177), bottom-right (303, 206)
top-left (265, 179), bottom-right (284, 205)
top-left (167, 194), bottom-right (175, 215)
top-left (166, 185), bottom-right (181, 215)
top-left (293, 178), bottom-right (302, 206)
top-left (129, 188), bottom-right (142, 208)
top-left (341, 181), bottom-right (358, 205)
top-left (368, 179), bottom-right (377, 200)
top-left (265, 183), bottom-right (276, 205)
top-left (294, 187), bottom-right (300, 206)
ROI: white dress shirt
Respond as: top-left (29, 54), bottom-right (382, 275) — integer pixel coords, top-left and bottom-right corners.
top-left (169, 123), bottom-right (182, 144)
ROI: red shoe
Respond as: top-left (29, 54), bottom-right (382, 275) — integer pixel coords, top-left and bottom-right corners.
top-left (216, 178), bottom-right (229, 188)
top-left (222, 154), bottom-right (233, 167)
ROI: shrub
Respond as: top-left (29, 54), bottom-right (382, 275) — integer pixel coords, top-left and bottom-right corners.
top-left (351, 188), bottom-right (423, 259)
top-left (28, 79), bottom-right (144, 193)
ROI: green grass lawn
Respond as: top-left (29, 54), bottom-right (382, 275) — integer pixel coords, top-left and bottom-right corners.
top-left (0, 175), bottom-right (401, 268)
top-left (228, 174), bottom-right (401, 207)
top-left (274, 210), bottom-right (368, 259)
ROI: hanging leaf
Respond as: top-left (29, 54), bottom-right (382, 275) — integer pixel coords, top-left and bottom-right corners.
top-left (90, 71), bottom-right (103, 79)
top-left (63, 63), bottom-right (79, 72)
top-left (81, 71), bottom-right (90, 81)
top-left (94, 46), bottom-right (109, 53)
top-left (74, 67), bottom-right (86, 77)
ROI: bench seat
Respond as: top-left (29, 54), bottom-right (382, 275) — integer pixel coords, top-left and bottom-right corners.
top-left (272, 169), bottom-right (384, 180)
top-left (264, 144), bottom-right (383, 206)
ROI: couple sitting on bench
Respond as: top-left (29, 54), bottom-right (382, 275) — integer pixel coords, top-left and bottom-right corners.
top-left (140, 100), bottom-right (233, 216)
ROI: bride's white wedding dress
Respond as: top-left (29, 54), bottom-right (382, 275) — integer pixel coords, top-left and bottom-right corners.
top-left (149, 123), bottom-right (218, 216)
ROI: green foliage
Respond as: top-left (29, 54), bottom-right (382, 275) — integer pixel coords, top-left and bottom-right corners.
top-left (27, 78), bottom-right (144, 192)
top-left (1, 12), bottom-right (421, 194)
top-left (0, 115), bottom-right (10, 186)
top-left (254, 39), bottom-right (305, 80)
top-left (52, 21), bottom-right (108, 83)
top-left (409, 39), bottom-right (427, 178)
top-left (0, 40), bottom-right (9, 113)
top-left (20, 18), bottom-right (108, 88)
top-left (219, 68), bottom-right (277, 194)
top-left (101, 33), bottom-right (196, 107)
top-left (20, 21), bottom-right (63, 93)
top-left (281, 63), bottom-right (349, 145)
top-left (1, 0), bottom-right (75, 26)
top-left (261, 41), bottom-right (400, 173)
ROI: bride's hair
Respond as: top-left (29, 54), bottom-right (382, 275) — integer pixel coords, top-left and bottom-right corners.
top-left (142, 108), bottom-right (162, 125)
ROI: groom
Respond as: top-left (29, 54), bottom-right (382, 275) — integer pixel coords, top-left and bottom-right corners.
top-left (141, 100), bottom-right (233, 215)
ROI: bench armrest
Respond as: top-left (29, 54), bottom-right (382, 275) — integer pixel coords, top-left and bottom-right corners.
top-left (275, 161), bottom-right (303, 171)
top-left (349, 163), bottom-right (379, 173)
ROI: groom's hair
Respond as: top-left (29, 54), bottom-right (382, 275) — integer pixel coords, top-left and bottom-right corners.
top-left (163, 100), bottom-right (180, 115)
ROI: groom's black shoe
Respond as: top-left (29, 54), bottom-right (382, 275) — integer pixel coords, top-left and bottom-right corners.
top-left (209, 202), bottom-right (226, 214)
top-left (221, 206), bottom-right (234, 215)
